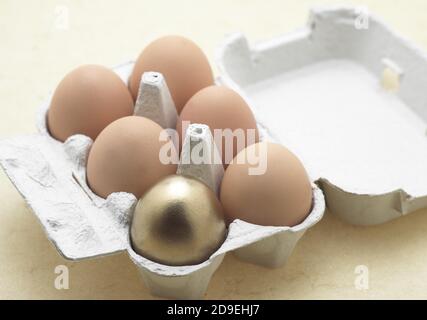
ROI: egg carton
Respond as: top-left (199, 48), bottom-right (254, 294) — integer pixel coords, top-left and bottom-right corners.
top-left (0, 60), bottom-right (324, 298)
top-left (217, 6), bottom-right (427, 226)
top-left (6, 4), bottom-right (420, 299)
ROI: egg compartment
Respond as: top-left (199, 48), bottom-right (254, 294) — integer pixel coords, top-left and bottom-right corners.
top-left (0, 59), bottom-right (325, 299)
top-left (128, 124), bottom-right (324, 299)
top-left (217, 6), bottom-right (427, 226)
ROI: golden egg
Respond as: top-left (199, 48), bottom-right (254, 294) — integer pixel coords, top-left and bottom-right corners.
top-left (130, 175), bottom-right (226, 266)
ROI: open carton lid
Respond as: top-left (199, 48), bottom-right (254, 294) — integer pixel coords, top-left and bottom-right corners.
top-left (216, 6), bottom-right (427, 225)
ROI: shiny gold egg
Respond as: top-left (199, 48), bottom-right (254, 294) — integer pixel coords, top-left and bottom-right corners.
top-left (130, 175), bottom-right (226, 266)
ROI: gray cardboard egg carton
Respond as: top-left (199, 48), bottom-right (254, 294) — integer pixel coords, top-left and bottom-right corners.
top-left (0, 61), bottom-right (325, 298)
top-left (4, 4), bottom-right (424, 299)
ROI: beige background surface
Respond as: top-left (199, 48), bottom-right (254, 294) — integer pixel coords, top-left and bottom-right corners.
top-left (1, 0), bottom-right (427, 299)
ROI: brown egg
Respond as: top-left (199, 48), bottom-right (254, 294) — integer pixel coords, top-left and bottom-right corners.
top-left (220, 142), bottom-right (313, 227)
top-left (48, 65), bottom-right (134, 142)
top-left (176, 85), bottom-right (259, 167)
top-left (86, 116), bottom-right (177, 199)
top-left (129, 35), bottom-right (214, 113)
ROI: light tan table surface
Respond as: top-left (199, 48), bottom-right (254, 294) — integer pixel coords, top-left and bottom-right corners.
top-left (1, 0), bottom-right (427, 299)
